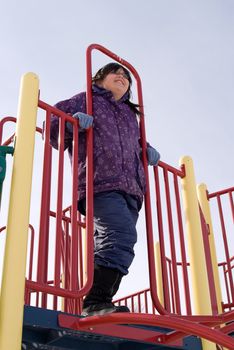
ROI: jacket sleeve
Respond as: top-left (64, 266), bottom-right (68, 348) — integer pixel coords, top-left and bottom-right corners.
top-left (50, 92), bottom-right (86, 150)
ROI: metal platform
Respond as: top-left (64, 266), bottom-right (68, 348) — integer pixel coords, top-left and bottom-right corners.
top-left (22, 306), bottom-right (202, 349)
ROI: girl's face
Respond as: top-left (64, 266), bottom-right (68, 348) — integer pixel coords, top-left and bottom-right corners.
top-left (98, 68), bottom-right (130, 101)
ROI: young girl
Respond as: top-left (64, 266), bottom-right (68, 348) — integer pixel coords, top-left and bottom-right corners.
top-left (50, 62), bottom-right (160, 316)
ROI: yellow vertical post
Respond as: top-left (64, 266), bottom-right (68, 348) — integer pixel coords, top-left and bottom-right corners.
top-left (154, 242), bottom-right (164, 307)
top-left (180, 156), bottom-right (216, 350)
top-left (197, 183), bottom-right (223, 314)
top-left (0, 73), bottom-right (39, 350)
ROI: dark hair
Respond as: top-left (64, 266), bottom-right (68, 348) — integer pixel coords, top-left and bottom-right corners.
top-left (92, 62), bottom-right (142, 116)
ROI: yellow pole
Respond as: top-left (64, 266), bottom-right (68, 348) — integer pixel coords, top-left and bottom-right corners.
top-left (154, 242), bottom-right (164, 307)
top-left (197, 183), bottom-right (223, 314)
top-left (0, 72), bottom-right (39, 350)
top-left (180, 156), bottom-right (216, 350)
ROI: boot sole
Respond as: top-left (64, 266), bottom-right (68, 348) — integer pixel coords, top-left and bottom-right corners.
top-left (81, 307), bottom-right (130, 317)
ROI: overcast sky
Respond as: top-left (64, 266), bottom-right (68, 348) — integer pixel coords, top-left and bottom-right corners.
top-left (0, 1), bottom-right (234, 300)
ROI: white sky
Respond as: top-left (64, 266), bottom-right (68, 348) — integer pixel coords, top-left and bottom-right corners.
top-left (0, 1), bottom-right (234, 304)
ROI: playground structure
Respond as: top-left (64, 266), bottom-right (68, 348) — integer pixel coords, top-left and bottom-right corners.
top-left (0, 44), bottom-right (233, 349)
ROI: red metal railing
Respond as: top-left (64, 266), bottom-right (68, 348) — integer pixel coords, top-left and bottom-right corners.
top-left (113, 179), bottom-right (233, 318)
top-left (27, 101), bottom-right (93, 311)
top-left (114, 288), bottom-right (157, 314)
top-left (153, 161), bottom-right (192, 315)
top-left (113, 158), bottom-right (192, 315)
top-left (208, 186), bottom-right (234, 311)
top-left (0, 224), bottom-right (35, 305)
top-left (0, 108), bottom-right (93, 314)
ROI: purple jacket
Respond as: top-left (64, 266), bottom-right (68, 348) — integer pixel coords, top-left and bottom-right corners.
top-left (50, 85), bottom-right (146, 208)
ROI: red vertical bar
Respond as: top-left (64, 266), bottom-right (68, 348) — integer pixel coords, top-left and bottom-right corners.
top-left (67, 207), bottom-right (72, 290)
top-left (223, 264), bottom-right (231, 307)
top-left (167, 258), bottom-right (175, 313)
top-left (124, 298), bottom-right (128, 307)
top-left (0, 120), bottom-right (3, 144)
top-left (78, 212), bottom-right (84, 288)
top-left (60, 226), bottom-right (65, 272)
top-left (85, 46), bottom-right (95, 296)
top-left (77, 297), bottom-right (83, 315)
top-left (199, 207), bottom-right (218, 314)
top-left (37, 108), bottom-right (52, 308)
top-left (53, 117), bottom-right (65, 310)
top-left (217, 195), bottom-right (234, 302)
top-left (138, 293), bottom-right (141, 313)
top-left (24, 289), bottom-right (30, 306)
top-left (70, 121), bottom-right (79, 292)
top-left (136, 82), bottom-right (165, 315)
top-left (131, 296), bottom-right (134, 312)
top-left (64, 218), bottom-right (70, 312)
top-left (36, 292), bottom-right (39, 307)
top-left (144, 290), bottom-right (148, 314)
top-left (173, 173), bottom-right (192, 315)
top-left (60, 224), bottom-right (66, 310)
top-left (26, 226), bottom-right (34, 306)
top-left (28, 225), bottom-right (35, 281)
top-left (229, 191), bottom-right (234, 223)
top-left (154, 166), bottom-right (171, 311)
top-left (0, 117), bottom-right (16, 144)
top-left (163, 169), bottom-right (181, 314)
top-left (43, 183), bottom-right (51, 309)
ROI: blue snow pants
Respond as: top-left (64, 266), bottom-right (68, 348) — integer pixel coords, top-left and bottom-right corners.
top-left (79, 191), bottom-right (139, 275)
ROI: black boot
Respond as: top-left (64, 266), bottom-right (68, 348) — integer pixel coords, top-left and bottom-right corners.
top-left (105, 270), bottom-right (130, 313)
top-left (81, 264), bottom-right (130, 316)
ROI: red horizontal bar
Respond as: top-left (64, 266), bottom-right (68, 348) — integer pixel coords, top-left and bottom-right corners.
top-left (114, 288), bottom-right (150, 303)
top-left (26, 279), bottom-right (90, 299)
top-left (208, 186), bottom-right (234, 199)
top-left (220, 322), bottom-right (234, 335)
top-left (49, 210), bottom-right (86, 228)
top-left (222, 302), bottom-right (234, 309)
top-left (0, 226), bottom-right (6, 233)
top-left (158, 161), bottom-right (185, 177)
top-left (218, 256), bottom-right (234, 266)
top-left (38, 100), bottom-right (76, 123)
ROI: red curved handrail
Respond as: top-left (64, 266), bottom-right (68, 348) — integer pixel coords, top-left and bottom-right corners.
top-left (86, 43), bottom-right (167, 315)
top-left (63, 312), bottom-right (234, 349)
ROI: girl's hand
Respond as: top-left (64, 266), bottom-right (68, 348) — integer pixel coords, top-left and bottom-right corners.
top-left (73, 112), bottom-right (93, 129)
top-left (147, 146), bottom-right (160, 166)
